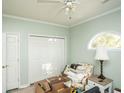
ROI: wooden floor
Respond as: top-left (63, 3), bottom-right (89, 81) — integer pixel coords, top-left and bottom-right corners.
top-left (7, 85), bottom-right (35, 93)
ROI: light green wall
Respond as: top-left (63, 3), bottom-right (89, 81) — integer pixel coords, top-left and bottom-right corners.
top-left (3, 17), bottom-right (70, 85)
top-left (3, 10), bottom-right (121, 88)
top-left (70, 10), bottom-right (121, 88)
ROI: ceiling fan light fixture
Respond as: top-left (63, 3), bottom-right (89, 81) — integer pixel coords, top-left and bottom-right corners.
top-left (66, 2), bottom-right (73, 7)
top-left (65, 7), bottom-right (70, 12)
top-left (64, 0), bottom-right (78, 20)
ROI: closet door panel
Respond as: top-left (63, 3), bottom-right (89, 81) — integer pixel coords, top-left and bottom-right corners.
top-left (29, 36), bottom-right (65, 83)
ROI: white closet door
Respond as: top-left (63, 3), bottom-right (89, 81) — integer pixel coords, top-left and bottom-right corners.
top-left (2, 33), bottom-right (7, 93)
top-left (29, 36), bottom-right (65, 83)
top-left (6, 34), bottom-right (19, 90)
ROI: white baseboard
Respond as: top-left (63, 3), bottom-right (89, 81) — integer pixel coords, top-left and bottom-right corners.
top-left (19, 84), bottom-right (30, 89)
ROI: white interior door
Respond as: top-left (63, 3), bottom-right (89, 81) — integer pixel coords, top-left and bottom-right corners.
top-left (29, 35), bottom-right (65, 84)
top-left (6, 33), bottom-right (19, 90)
top-left (2, 33), bottom-right (7, 93)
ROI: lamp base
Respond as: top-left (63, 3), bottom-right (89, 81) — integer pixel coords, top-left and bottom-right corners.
top-left (98, 74), bottom-right (106, 80)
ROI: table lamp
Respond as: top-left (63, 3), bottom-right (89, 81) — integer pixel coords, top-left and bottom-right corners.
top-left (95, 47), bottom-right (109, 79)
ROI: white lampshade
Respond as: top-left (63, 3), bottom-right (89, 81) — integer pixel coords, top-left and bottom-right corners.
top-left (95, 47), bottom-right (109, 61)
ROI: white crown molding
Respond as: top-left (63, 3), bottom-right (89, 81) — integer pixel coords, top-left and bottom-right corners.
top-left (2, 14), bottom-right (68, 28)
top-left (70, 7), bottom-right (121, 28)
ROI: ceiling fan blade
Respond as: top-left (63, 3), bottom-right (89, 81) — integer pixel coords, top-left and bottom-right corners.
top-left (72, 0), bottom-right (80, 4)
top-left (53, 5), bottom-right (66, 18)
top-left (37, 0), bottom-right (63, 3)
top-left (100, 0), bottom-right (109, 3)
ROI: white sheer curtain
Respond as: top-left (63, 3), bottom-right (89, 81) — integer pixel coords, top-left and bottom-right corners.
top-left (29, 35), bottom-right (65, 83)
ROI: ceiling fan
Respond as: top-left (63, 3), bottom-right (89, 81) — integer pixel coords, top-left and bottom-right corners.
top-left (37, 0), bottom-right (109, 20)
top-left (38, 0), bottom-right (80, 20)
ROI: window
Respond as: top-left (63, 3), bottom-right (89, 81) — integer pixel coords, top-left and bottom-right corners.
top-left (88, 32), bottom-right (121, 49)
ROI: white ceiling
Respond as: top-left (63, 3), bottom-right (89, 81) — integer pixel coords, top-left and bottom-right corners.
top-left (3, 0), bottom-right (121, 27)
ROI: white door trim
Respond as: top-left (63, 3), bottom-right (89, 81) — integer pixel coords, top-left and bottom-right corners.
top-left (6, 32), bottom-right (21, 89)
top-left (28, 34), bottom-right (67, 84)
